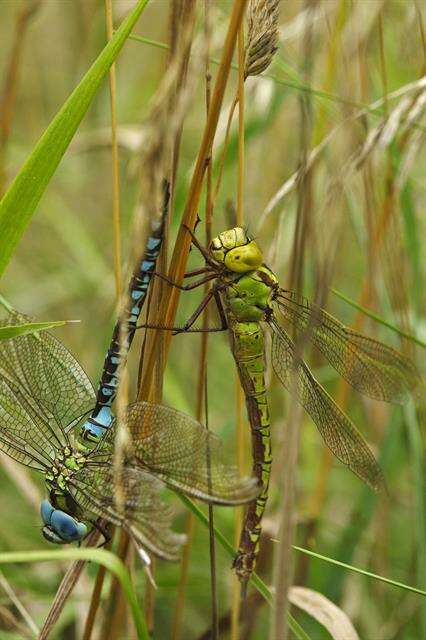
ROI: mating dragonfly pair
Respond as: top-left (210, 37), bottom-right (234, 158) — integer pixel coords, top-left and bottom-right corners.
top-left (0, 190), bottom-right (420, 587)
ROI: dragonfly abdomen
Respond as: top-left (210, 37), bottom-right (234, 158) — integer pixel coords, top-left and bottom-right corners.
top-left (81, 184), bottom-right (169, 443)
top-left (229, 320), bottom-right (272, 583)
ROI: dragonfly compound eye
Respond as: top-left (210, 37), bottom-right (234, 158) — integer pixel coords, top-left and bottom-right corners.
top-left (224, 241), bottom-right (263, 273)
top-left (46, 509), bottom-right (87, 543)
top-left (40, 499), bottom-right (55, 526)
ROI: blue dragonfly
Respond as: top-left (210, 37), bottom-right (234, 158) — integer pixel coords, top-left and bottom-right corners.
top-left (0, 183), bottom-right (258, 563)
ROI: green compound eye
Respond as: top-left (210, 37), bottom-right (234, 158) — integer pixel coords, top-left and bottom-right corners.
top-left (224, 242), bottom-right (263, 273)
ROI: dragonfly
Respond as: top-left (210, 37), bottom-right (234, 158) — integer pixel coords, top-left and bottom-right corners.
top-left (144, 225), bottom-right (420, 587)
top-left (0, 194), bottom-right (259, 566)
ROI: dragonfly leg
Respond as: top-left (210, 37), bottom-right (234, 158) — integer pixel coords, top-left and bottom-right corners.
top-left (183, 266), bottom-right (216, 278)
top-left (137, 323), bottom-right (226, 333)
top-left (152, 270), bottom-right (217, 291)
top-left (137, 288), bottom-right (228, 334)
top-left (182, 223), bottom-right (221, 269)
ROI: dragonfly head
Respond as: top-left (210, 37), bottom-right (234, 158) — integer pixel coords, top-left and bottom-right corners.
top-left (40, 499), bottom-right (87, 544)
top-left (209, 227), bottom-right (263, 273)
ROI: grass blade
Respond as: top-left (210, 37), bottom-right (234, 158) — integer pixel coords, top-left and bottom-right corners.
top-left (0, 320), bottom-right (70, 340)
top-left (0, 548), bottom-right (149, 640)
top-left (293, 546), bottom-right (426, 597)
top-left (331, 287), bottom-right (426, 348)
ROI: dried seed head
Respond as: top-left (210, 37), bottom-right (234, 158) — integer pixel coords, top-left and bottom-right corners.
top-left (245, 0), bottom-right (280, 78)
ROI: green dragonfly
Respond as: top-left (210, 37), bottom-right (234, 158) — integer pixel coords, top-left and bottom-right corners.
top-left (145, 225), bottom-right (420, 587)
top-left (0, 308), bottom-right (258, 564)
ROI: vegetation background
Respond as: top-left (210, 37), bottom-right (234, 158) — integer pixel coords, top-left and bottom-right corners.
top-left (0, 0), bottom-right (424, 638)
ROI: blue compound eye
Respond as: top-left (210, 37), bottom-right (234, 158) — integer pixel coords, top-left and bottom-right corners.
top-left (50, 510), bottom-right (87, 542)
top-left (40, 500), bottom-right (54, 526)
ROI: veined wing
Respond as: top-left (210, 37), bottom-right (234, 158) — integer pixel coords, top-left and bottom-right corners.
top-left (269, 317), bottom-right (383, 490)
top-left (276, 290), bottom-right (420, 404)
top-left (69, 463), bottom-right (184, 561)
top-left (0, 311), bottom-right (95, 434)
top-left (102, 402), bottom-right (259, 506)
top-left (0, 377), bottom-right (52, 470)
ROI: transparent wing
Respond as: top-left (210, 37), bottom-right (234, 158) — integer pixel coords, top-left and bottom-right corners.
top-left (100, 402), bottom-right (259, 506)
top-left (270, 318), bottom-right (383, 490)
top-left (69, 463), bottom-right (184, 561)
top-left (276, 290), bottom-right (420, 404)
top-left (0, 311), bottom-right (95, 435)
top-left (0, 376), bottom-right (52, 470)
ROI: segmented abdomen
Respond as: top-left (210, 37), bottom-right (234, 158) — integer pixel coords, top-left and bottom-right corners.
top-left (81, 182), bottom-right (169, 442)
top-left (229, 319), bottom-right (272, 583)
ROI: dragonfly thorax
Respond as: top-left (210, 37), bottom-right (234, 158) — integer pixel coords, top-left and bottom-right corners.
top-left (225, 266), bottom-right (278, 323)
top-left (45, 447), bottom-right (86, 492)
top-left (210, 227), bottom-right (263, 273)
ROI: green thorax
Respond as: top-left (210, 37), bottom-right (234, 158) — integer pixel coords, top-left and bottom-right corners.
top-left (45, 447), bottom-right (86, 493)
top-left (224, 265), bottom-right (277, 323)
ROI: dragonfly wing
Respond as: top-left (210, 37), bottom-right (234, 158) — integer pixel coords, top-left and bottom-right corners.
top-left (0, 311), bottom-right (95, 433)
top-left (109, 402), bottom-right (259, 506)
top-left (69, 463), bottom-right (184, 561)
top-left (276, 290), bottom-right (420, 404)
top-left (0, 377), bottom-right (52, 470)
top-left (270, 318), bottom-right (384, 490)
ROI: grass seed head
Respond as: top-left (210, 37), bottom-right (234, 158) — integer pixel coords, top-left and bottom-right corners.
top-left (245, 0), bottom-right (280, 78)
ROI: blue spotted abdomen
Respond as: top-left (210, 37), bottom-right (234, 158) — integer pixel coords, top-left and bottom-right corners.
top-left (81, 182), bottom-right (169, 442)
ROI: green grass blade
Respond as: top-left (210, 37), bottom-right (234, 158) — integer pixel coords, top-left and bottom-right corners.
top-left (0, 548), bottom-right (149, 640)
top-left (405, 401), bottom-right (426, 633)
top-left (331, 287), bottom-right (426, 348)
top-left (401, 181), bottom-right (422, 311)
top-left (0, 320), bottom-right (70, 340)
top-left (178, 494), bottom-right (310, 640)
top-left (0, 293), bottom-right (77, 339)
top-left (0, 0), bottom-right (149, 278)
top-left (293, 545), bottom-right (426, 597)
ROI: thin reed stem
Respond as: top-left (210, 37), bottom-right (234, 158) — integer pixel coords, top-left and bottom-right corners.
top-left (203, 11), bottom-right (219, 634)
top-left (231, 20), bottom-right (246, 640)
top-left (82, 540), bottom-right (112, 640)
top-left (105, 0), bottom-right (122, 299)
top-left (84, 4), bottom-right (123, 631)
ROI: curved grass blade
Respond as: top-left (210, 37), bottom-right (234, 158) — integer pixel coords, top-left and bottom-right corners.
top-left (292, 546), bottom-right (426, 597)
top-left (0, 0), bottom-right (149, 278)
top-left (331, 287), bottom-right (426, 349)
top-left (0, 548), bottom-right (149, 640)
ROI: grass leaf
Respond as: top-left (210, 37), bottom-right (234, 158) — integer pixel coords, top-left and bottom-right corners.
top-left (0, 548), bottom-right (149, 640)
top-left (331, 287), bottom-right (426, 348)
top-left (293, 545), bottom-right (426, 597)
top-left (289, 586), bottom-right (359, 640)
top-left (0, 320), bottom-right (69, 340)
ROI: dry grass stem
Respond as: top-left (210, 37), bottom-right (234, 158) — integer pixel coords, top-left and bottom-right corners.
top-left (258, 77), bottom-right (426, 226)
top-left (0, 570), bottom-right (39, 638)
top-left (39, 530), bottom-right (101, 640)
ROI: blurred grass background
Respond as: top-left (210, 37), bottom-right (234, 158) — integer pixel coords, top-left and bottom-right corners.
top-left (0, 0), bottom-right (425, 638)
